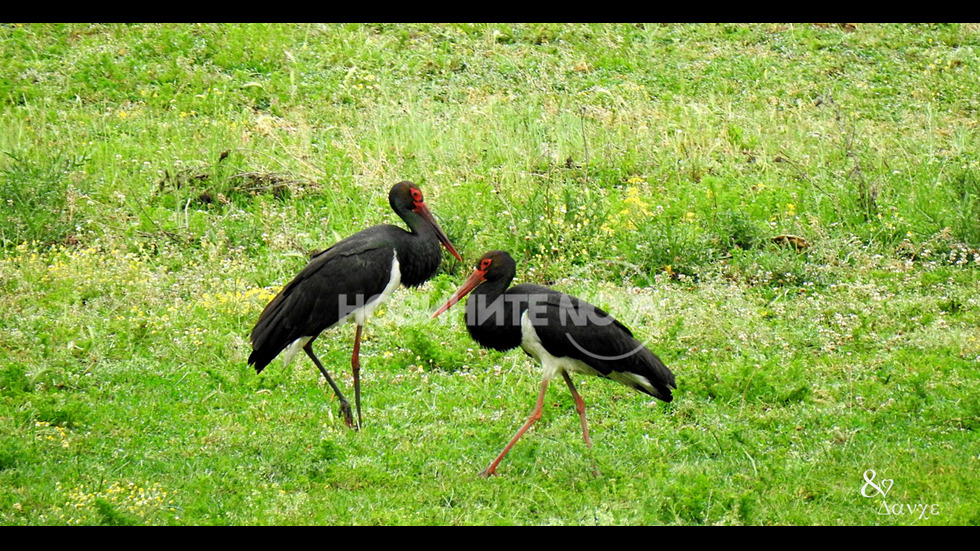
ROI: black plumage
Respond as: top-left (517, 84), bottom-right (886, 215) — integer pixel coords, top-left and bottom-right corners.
top-left (249, 181), bottom-right (462, 429)
top-left (434, 250), bottom-right (675, 476)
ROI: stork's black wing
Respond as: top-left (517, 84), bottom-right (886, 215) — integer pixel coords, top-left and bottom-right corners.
top-left (248, 227), bottom-right (400, 372)
top-left (522, 286), bottom-right (676, 402)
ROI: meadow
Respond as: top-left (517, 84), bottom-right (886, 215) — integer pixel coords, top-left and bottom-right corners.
top-left (0, 23), bottom-right (978, 525)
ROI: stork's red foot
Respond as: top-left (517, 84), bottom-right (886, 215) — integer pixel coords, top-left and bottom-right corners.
top-left (479, 466), bottom-right (497, 478)
top-left (339, 402), bottom-right (358, 431)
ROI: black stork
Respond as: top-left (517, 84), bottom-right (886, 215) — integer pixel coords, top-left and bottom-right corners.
top-left (249, 181), bottom-right (463, 430)
top-left (433, 250), bottom-right (676, 477)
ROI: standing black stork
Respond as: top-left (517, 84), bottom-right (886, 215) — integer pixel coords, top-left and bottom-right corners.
top-left (433, 250), bottom-right (675, 477)
top-left (249, 181), bottom-right (463, 430)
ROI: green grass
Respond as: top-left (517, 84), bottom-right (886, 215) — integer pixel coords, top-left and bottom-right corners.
top-left (1, 23), bottom-right (979, 525)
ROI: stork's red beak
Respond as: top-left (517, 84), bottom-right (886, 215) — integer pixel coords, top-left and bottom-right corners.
top-left (432, 267), bottom-right (487, 318)
top-left (416, 202), bottom-right (463, 263)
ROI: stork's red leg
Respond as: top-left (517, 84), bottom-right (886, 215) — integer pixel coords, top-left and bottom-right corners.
top-left (561, 372), bottom-right (591, 448)
top-left (481, 379), bottom-right (550, 477)
top-left (352, 324), bottom-right (363, 431)
top-left (304, 341), bottom-right (356, 429)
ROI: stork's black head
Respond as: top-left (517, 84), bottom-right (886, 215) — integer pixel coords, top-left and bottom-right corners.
top-left (473, 250), bottom-right (516, 285)
top-left (388, 181), bottom-right (463, 263)
top-left (389, 180), bottom-right (423, 216)
top-left (433, 250), bottom-right (517, 318)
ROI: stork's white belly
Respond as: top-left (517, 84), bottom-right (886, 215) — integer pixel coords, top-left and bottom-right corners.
top-left (352, 251), bottom-right (402, 326)
top-left (519, 310), bottom-right (603, 381)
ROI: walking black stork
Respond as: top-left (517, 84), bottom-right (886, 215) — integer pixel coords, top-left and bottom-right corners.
top-left (249, 181), bottom-right (463, 430)
top-left (433, 250), bottom-right (675, 477)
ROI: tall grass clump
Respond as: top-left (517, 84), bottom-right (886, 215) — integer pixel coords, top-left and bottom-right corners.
top-left (0, 150), bottom-right (88, 248)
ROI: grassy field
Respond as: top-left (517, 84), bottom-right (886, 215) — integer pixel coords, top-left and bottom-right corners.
top-left (1, 23), bottom-right (978, 525)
